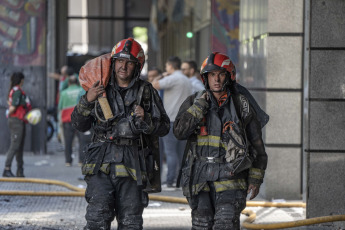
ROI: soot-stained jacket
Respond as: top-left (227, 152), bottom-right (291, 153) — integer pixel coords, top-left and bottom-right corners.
top-left (71, 76), bottom-right (170, 193)
top-left (173, 88), bottom-right (267, 197)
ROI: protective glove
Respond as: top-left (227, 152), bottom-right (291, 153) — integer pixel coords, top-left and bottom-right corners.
top-left (194, 90), bottom-right (209, 113)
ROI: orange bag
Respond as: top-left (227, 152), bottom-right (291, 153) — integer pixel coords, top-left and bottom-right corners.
top-left (79, 53), bottom-right (112, 92)
top-left (78, 53), bottom-right (114, 120)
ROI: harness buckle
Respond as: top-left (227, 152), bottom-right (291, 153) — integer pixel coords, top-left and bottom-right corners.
top-left (206, 157), bottom-right (216, 163)
top-left (114, 138), bottom-right (133, 145)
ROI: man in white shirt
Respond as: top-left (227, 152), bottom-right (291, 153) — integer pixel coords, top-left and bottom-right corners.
top-left (152, 56), bottom-right (192, 187)
top-left (181, 60), bottom-right (205, 94)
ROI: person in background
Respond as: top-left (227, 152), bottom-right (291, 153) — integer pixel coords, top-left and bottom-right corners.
top-left (3, 72), bottom-right (32, 177)
top-left (181, 60), bottom-right (205, 94)
top-left (147, 67), bottom-right (164, 98)
top-left (152, 56), bottom-right (192, 188)
top-left (147, 67), bottom-right (163, 83)
top-left (48, 65), bottom-right (75, 93)
top-left (58, 75), bottom-right (82, 166)
top-left (49, 65), bottom-right (75, 145)
top-left (174, 52), bottom-right (268, 229)
top-left (147, 67), bottom-right (165, 171)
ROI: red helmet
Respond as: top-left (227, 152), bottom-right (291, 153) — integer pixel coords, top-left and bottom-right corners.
top-left (111, 37), bottom-right (145, 77)
top-left (200, 52), bottom-right (236, 86)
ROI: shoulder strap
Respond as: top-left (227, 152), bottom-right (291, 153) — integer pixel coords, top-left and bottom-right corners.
top-left (231, 93), bottom-right (242, 120)
top-left (137, 82), bottom-right (146, 105)
top-left (195, 90), bottom-right (206, 99)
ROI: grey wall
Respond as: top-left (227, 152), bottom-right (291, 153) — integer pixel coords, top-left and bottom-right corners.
top-left (240, 0), bottom-right (304, 200)
top-left (305, 0), bottom-right (345, 227)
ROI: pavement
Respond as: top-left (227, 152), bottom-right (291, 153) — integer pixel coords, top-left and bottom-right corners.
top-left (0, 136), bottom-right (339, 230)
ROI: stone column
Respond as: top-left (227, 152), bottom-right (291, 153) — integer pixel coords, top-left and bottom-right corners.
top-left (240, 0), bottom-right (304, 199)
top-left (305, 1), bottom-right (345, 228)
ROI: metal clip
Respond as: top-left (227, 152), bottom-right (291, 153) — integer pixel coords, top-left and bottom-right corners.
top-left (206, 157), bottom-right (216, 163)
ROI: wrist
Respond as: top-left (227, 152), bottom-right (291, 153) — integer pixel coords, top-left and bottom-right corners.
top-left (80, 95), bottom-right (95, 109)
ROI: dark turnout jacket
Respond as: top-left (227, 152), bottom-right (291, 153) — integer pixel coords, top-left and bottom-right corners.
top-left (173, 88), bottom-right (267, 197)
top-left (71, 77), bottom-right (170, 193)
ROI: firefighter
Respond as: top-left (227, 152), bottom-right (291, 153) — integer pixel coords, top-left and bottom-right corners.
top-left (71, 37), bottom-right (170, 230)
top-left (173, 52), bottom-right (268, 230)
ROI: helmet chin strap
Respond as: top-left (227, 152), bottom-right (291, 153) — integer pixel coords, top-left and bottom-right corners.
top-left (221, 79), bottom-right (230, 91)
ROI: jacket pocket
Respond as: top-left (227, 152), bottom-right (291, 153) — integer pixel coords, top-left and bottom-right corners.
top-left (181, 166), bottom-right (192, 197)
top-left (139, 148), bottom-right (154, 179)
top-left (81, 142), bottom-right (105, 175)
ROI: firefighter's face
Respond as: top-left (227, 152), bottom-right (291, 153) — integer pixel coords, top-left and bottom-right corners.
top-left (207, 70), bottom-right (227, 92)
top-left (115, 58), bottom-right (136, 83)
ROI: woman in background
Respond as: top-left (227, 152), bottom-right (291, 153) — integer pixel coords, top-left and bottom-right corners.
top-left (3, 72), bottom-right (31, 177)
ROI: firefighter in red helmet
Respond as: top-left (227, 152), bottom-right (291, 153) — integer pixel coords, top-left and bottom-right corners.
top-left (71, 37), bottom-right (170, 230)
top-left (174, 52), bottom-right (268, 230)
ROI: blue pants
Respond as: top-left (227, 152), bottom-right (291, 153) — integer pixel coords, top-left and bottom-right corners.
top-left (161, 122), bottom-right (186, 185)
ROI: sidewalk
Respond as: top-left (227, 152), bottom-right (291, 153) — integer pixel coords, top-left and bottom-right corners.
top-left (0, 136), bottom-right (190, 230)
top-left (0, 136), bottom-right (331, 230)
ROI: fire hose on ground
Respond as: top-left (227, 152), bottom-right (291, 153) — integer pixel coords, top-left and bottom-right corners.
top-left (1, 178), bottom-right (344, 229)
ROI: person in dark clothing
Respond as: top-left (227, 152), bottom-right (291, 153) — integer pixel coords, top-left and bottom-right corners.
top-left (3, 72), bottom-right (32, 177)
top-left (173, 52), bottom-right (268, 230)
top-left (71, 37), bottom-right (170, 230)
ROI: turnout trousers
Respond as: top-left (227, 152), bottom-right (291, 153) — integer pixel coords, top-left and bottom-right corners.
top-left (84, 163), bottom-right (149, 230)
top-left (188, 182), bottom-right (247, 230)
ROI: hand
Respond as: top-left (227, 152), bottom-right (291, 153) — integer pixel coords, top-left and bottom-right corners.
top-left (48, 72), bottom-right (60, 80)
top-left (134, 105), bottom-right (144, 121)
top-left (8, 105), bottom-right (16, 116)
top-left (247, 184), bottom-right (260, 200)
top-left (86, 81), bottom-right (105, 102)
top-left (194, 91), bottom-right (209, 110)
top-left (152, 79), bottom-right (160, 90)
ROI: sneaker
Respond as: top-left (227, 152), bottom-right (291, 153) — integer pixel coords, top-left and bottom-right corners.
top-left (65, 163), bottom-right (72, 167)
top-left (3, 170), bottom-right (15, 177)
